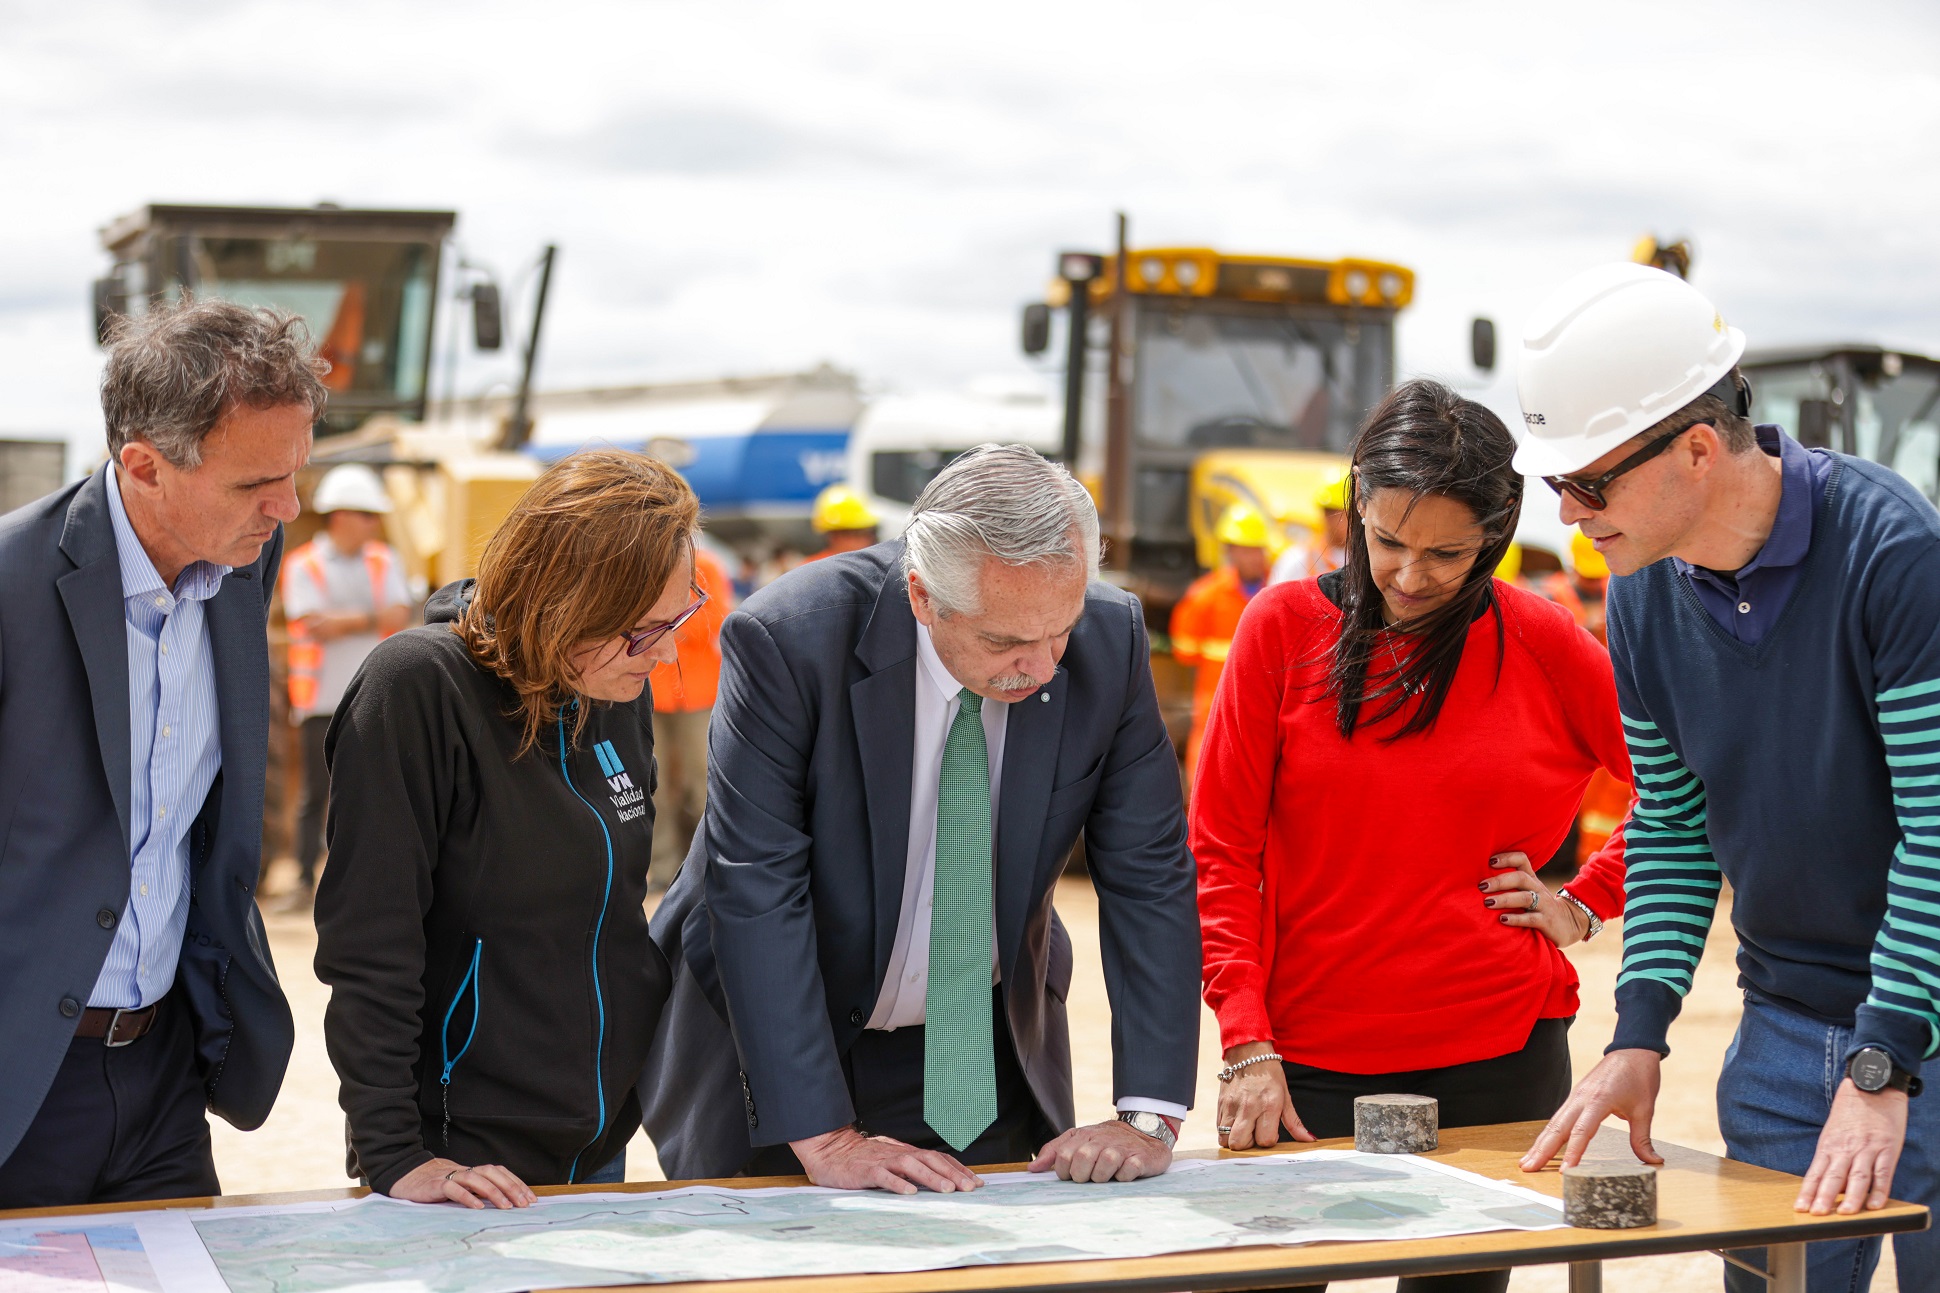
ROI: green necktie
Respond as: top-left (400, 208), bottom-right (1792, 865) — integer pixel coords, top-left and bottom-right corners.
top-left (924, 687), bottom-right (999, 1151)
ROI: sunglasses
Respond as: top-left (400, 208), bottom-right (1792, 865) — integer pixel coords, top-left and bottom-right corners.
top-left (1542, 422), bottom-right (1697, 511)
top-left (619, 587), bottom-right (709, 657)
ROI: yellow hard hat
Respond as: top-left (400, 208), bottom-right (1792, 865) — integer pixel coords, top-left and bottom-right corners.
top-left (1313, 469), bottom-right (1350, 514)
top-left (1214, 503), bottom-right (1270, 549)
top-left (1495, 541), bottom-right (1523, 583)
top-left (1570, 530), bottom-right (1610, 581)
top-left (812, 484), bottom-right (880, 534)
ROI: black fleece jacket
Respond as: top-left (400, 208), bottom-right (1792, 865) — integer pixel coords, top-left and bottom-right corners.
top-left (314, 581), bottom-right (670, 1193)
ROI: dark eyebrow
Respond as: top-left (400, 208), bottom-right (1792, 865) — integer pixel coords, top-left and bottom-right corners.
top-left (238, 473), bottom-right (292, 491)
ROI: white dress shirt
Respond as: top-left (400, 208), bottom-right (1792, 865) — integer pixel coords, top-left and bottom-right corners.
top-left (867, 622), bottom-right (1187, 1123)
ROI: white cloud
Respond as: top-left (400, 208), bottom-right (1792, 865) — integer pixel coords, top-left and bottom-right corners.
top-left (3, 0), bottom-right (1937, 466)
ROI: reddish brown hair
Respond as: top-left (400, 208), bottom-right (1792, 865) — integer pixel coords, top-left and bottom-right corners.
top-left (458, 450), bottom-right (699, 755)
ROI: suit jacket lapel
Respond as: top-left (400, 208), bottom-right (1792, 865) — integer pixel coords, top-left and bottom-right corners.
top-left (996, 669), bottom-right (1067, 977)
top-left (204, 568), bottom-right (268, 874)
top-left (850, 549), bottom-right (918, 992)
top-left (56, 469), bottom-right (134, 860)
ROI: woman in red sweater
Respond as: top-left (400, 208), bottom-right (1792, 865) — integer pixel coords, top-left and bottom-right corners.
top-left (1194, 380), bottom-right (1628, 1293)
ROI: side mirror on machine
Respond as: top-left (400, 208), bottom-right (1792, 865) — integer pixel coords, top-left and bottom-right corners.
top-left (92, 277), bottom-right (128, 347)
top-left (471, 280), bottom-right (504, 352)
top-left (1797, 398), bottom-right (1837, 450)
top-left (1470, 317), bottom-right (1497, 373)
top-left (1021, 302), bottom-right (1051, 357)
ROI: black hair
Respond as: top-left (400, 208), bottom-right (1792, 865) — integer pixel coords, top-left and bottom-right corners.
top-left (1324, 378), bottom-right (1523, 739)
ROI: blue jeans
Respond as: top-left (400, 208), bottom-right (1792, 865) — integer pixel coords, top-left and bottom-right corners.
top-left (1717, 992), bottom-right (1940, 1292)
top-left (581, 1151), bottom-right (626, 1186)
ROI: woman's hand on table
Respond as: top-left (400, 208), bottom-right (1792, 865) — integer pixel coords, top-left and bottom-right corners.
top-left (1216, 1041), bottom-right (1315, 1151)
top-left (1479, 852), bottom-right (1589, 948)
top-left (389, 1157), bottom-right (536, 1209)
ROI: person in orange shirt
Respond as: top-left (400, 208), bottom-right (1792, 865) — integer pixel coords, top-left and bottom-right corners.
top-left (1537, 531), bottom-right (1627, 868)
top-left (647, 543), bottom-right (735, 890)
top-left (1171, 504), bottom-right (1271, 789)
top-left (802, 484), bottom-right (880, 562)
top-left (1269, 471), bottom-right (1349, 585)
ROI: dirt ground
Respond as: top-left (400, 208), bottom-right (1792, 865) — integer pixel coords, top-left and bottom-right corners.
top-left (219, 864), bottom-right (1900, 1290)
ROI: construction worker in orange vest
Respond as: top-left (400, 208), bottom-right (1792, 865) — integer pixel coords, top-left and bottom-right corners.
top-left (1172, 503), bottom-right (1271, 791)
top-left (646, 543), bottom-right (735, 890)
top-left (802, 484), bottom-right (881, 562)
top-left (1270, 470), bottom-right (1350, 584)
top-left (281, 465), bottom-right (414, 909)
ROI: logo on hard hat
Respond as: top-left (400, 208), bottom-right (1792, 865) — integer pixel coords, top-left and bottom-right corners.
top-left (1713, 313), bottom-right (1725, 334)
top-left (1523, 412), bottom-right (1546, 426)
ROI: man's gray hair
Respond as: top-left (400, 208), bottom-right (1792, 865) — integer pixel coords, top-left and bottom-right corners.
top-left (902, 443), bottom-right (1101, 616)
top-left (101, 297), bottom-right (330, 469)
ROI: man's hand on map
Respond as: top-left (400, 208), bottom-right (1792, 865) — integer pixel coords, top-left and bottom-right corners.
top-left (1217, 1041), bottom-right (1316, 1151)
top-left (1518, 1049), bottom-right (1664, 1173)
top-left (1796, 1079), bottom-right (1907, 1215)
top-left (791, 1126), bottom-right (984, 1195)
top-left (1029, 1119), bottom-right (1174, 1183)
top-left (388, 1157), bottom-right (537, 1209)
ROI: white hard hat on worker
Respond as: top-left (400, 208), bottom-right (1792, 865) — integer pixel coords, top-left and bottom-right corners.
top-left (312, 464), bottom-right (394, 515)
top-left (1513, 262), bottom-right (1745, 478)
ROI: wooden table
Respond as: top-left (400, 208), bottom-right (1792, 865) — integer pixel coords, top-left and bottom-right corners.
top-left (1, 1123), bottom-right (1925, 1292)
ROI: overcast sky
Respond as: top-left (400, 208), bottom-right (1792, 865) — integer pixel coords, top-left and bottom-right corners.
top-left (3, 0), bottom-right (1937, 466)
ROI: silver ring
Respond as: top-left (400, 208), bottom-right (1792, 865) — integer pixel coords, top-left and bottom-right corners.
top-left (1217, 1125), bottom-right (1234, 1135)
top-left (1528, 890), bottom-right (1539, 911)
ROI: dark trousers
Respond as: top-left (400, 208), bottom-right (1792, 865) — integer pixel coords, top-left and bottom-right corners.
top-left (745, 989), bottom-right (1053, 1175)
top-left (0, 992), bottom-right (219, 1209)
top-left (295, 714), bottom-right (332, 887)
top-left (1269, 1017), bottom-right (1573, 1293)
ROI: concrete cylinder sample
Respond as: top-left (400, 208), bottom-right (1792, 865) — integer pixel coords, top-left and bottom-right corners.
top-left (1353, 1094), bottom-right (1438, 1154)
top-left (1562, 1162), bottom-right (1657, 1229)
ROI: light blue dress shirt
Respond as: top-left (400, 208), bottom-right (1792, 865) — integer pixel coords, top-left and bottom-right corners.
top-left (89, 467), bottom-right (229, 1010)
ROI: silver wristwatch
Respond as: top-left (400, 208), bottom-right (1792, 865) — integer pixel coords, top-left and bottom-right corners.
top-left (1118, 1110), bottom-right (1177, 1149)
top-left (1558, 889), bottom-right (1603, 940)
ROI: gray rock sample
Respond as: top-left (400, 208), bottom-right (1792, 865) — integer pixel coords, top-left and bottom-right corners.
top-left (1353, 1094), bottom-right (1438, 1154)
top-left (1562, 1162), bottom-right (1657, 1229)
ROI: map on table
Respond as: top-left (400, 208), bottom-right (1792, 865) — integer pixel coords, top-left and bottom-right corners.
top-left (0, 1151), bottom-right (1565, 1293)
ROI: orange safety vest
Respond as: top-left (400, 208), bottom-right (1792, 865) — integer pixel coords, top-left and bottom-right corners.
top-left (1169, 565), bottom-right (1259, 789)
top-left (287, 541), bottom-right (399, 714)
top-left (648, 548), bottom-right (735, 713)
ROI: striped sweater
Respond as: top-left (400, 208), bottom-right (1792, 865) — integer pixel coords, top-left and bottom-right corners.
top-left (1607, 453), bottom-right (1940, 1079)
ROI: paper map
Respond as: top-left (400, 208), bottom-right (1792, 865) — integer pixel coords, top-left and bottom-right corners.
top-left (0, 1151), bottom-right (1565, 1293)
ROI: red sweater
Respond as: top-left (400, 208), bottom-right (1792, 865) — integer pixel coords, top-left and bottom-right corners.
top-left (1193, 578), bottom-right (1631, 1074)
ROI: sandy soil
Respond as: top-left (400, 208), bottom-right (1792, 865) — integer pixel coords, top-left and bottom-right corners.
top-left (218, 865), bottom-right (1899, 1290)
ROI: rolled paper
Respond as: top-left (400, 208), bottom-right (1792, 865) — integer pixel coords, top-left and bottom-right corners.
top-left (1562, 1162), bottom-right (1658, 1229)
top-left (1353, 1093), bottom-right (1438, 1154)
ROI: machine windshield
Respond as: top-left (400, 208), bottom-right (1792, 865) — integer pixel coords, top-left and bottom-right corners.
top-left (165, 234), bottom-right (438, 409)
top-left (1752, 360), bottom-right (1940, 503)
top-left (1133, 309), bottom-right (1392, 454)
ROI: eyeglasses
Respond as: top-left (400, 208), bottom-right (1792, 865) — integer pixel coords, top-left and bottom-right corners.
top-left (1542, 423), bottom-right (1697, 511)
top-left (620, 587), bottom-right (709, 657)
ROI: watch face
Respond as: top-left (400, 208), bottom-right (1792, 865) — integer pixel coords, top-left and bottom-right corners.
top-left (1852, 1049), bottom-right (1893, 1092)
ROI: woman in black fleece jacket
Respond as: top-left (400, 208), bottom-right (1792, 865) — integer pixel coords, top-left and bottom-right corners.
top-left (315, 451), bottom-right (701, 1208)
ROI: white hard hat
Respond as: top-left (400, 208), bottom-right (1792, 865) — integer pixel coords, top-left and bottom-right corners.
top-left (1513, 262), bottom-right (1746, 477)
top-left (312, 464), bottom-right (393, 515)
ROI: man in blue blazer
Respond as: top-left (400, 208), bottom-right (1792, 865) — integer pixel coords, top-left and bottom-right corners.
top-left (644, 444), bottom-right (1199, 1190)
top-left (0, 299), bottom-right (316, 1208)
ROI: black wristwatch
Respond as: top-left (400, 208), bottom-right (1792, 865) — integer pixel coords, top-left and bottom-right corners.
top-left (1847, 1047), bottom-right (1924, 1097)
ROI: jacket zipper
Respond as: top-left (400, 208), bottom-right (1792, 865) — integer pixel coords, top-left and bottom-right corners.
top-left (438, 938), bottom-right (483, 1149)
top-left (558, 712), bottom-right (615, 1184)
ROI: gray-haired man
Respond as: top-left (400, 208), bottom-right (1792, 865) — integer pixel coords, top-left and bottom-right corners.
top-left (643, 444), bottom-right (1200, 1190)
top-left (0, 299), bottom-right (313, 1207)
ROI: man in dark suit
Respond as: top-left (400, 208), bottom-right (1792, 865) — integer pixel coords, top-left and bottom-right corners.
top-left (644, 444), bottom-right (1199, 1191)
top-left (0, 299), bottom-right (314, 1208)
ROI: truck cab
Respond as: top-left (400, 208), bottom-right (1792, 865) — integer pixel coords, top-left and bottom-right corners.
top-left (1742, 344), bottom-right (1940, 503)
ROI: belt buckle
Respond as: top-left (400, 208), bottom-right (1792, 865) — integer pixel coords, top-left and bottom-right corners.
top-left (102, 1006), bottom-right (139, 1048)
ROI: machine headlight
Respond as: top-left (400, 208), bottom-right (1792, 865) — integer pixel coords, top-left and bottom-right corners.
top-left (1139, 257), bottom-right (1168, 289)
top-left (1344, 269), bottom-right (1371, 300)
top-left (1378, 272), bottom-right (1403, 301)
top-left (1173, 259), bottom-right (1201, 288)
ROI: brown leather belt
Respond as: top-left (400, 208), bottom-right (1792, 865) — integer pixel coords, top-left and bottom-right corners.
top-left (75, 1005), bottom-right (159, 1047)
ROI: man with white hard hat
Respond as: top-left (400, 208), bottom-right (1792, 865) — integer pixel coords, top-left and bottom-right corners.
top-left (1516, 263), bottom-right (1940, 1290)
top-left (280, 465), bottom-right (413, 909)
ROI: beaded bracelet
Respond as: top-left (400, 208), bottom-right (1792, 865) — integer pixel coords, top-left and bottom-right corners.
top-left (1217, 1052), bottom-right (1283, 1083)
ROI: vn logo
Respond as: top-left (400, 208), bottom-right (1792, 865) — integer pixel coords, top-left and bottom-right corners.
top-left (594, 740), bottom-right (648, 822)
top-left (594, 740), bottom-right (633, 792)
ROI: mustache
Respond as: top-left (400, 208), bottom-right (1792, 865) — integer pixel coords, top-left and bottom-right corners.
top-left (990, 672), bottom-right (1044, 692)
